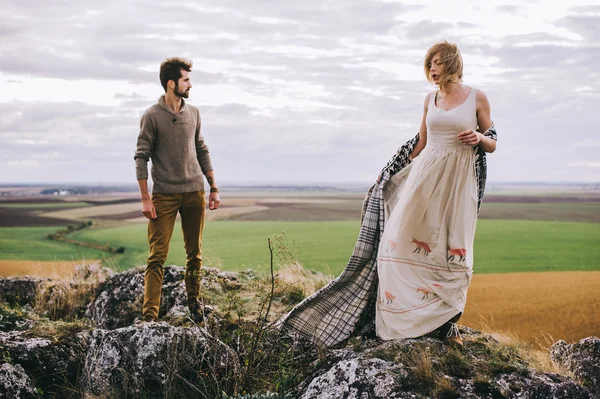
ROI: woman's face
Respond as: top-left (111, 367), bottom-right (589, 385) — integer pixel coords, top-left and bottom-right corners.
top-left (429, 52), bottom-right (445, 84)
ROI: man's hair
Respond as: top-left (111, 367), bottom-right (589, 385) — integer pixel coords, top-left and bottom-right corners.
top-left (423, 41), bottom-right (463, 87)
top-left (159, 57), bottom-right (193, 92)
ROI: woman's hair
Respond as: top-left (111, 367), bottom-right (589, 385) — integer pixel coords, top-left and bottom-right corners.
top-left (423, 41), bottom-right (463, 87)
top-left (159, 57), bottom-right (193, 92)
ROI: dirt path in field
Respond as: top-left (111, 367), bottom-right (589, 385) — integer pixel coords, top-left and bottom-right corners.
top-left (0, 260), bottom-right (101, 279)
top-left (463, 271), bottom-right (600, 346)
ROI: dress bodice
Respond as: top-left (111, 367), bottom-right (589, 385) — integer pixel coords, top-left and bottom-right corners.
top-left (426, 88), bottom-right (478, 150)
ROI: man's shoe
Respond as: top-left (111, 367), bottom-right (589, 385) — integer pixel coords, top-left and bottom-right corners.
top-left (188, 298), bottom-right (204, 323)
top-left (134, 314), bottom-right (157, 324)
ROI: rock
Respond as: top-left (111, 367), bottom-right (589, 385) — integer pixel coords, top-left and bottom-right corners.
top-left (300, 348), bottom-right (409, 399)
top-left (298, 331), bottom-right (597, 399)
top-left (84, 267), bottom-right (145, 329)
top-left (552, 336), bottom-right (600, 395)
top-left (496, 372), bottom-right (591, 399)
top-left (0, 363), bottom-right (40, 399)
top-left (81, 322), bottom-right (239, 397)
top-left (0, 277), bottom-right (50, 306)
top-left (0, 328), bottom-right (89, 397)
top-left (0, 305), bottom-right (36, 332)
top-left (72, 262), bottom-right (114, 283)
top-left (85, 265), bottom-right (229, 329)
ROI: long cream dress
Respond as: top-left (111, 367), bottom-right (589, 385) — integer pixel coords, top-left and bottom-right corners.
top-left (375, 88), bottom-right (479, 340)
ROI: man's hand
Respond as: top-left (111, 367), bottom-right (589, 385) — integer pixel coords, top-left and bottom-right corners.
top-left (142, 198), bottom-right (157, 219)
top-left (209, 192), bottom-right (220, 210)
top-left (458, 129), bottom-right (482, 146)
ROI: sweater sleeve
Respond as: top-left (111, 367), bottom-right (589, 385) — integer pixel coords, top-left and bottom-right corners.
top-left (195, 109), bottom-right (213, 173)
top-left (134, 112), bottom-right (156, 180)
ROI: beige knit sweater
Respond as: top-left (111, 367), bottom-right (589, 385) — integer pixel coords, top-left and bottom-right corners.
top-left (134, 95), bottom-right (213, 193)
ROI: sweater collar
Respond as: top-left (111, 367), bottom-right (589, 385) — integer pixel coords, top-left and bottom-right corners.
top-left (158, 95), bottom-right (187, 116)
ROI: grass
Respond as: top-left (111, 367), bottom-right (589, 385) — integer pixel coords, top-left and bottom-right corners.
top-left (72, 219), bottom-right (600, 274)
top-left (0, 226), bottom-right (108, 261)
top-left (68, 221), bottom-right (361, 272)
top-left (474, 220), bottom-right (600, 274)
top-left (1, 219), bottom-right (599, 274)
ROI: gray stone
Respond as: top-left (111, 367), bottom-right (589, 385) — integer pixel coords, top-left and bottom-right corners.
top-left (0, 277), bottom-right (49, 306)
top-left (496, 371), bottom-right (591, 398)
top-left (297, 332), bottom-right (597, 399)
top-left (0, 329), bottom-right (89, 397)
top-left (301, 353), bottom-right (407, 399)
top-left (85, 265), bottom-right (231, 329)
top-left (0, 363), bottom-right (39, 399)
top-left (552, 336), bottom-right (600, 395)
top-left (72, 262), bottom-right (114, 283)
top-left (81, 322), bottom-right (239, 397)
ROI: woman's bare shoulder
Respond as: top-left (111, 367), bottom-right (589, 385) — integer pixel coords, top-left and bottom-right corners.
top-left (475, 89), bottom-right (489, 101)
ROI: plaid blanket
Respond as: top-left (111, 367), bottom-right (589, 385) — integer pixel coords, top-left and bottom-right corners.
top-left (278, 126), bottom-right (498, 348)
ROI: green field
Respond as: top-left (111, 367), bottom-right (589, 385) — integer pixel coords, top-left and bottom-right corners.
top-left (0, 226), bottom-right (108, 261)
top-left (2, 219), bottom-right (598, 275)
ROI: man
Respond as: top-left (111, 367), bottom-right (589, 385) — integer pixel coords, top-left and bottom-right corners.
top-left (134, 57), bottom-right (220, 322)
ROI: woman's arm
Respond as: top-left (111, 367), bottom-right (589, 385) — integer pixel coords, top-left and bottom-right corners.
top-left (476, 90), bottom-right (496, 153)
top-left (410, 93), bottom-right (430, 159)
top-left (459, 90), bottom-right (496, 153)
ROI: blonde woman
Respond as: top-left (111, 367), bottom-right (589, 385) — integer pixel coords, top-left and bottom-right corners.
top-left (279, 41), bottom-right (497, 349)
top-left (375, 41), bottom-right (496, 345)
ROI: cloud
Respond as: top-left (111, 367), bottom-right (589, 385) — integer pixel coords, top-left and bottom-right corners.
top-left (555, 15), bottom-right (600, 40)
top-left (1, 0), bottom-right (599, 184)
top-left (566, 162), bottom-right (600, 168)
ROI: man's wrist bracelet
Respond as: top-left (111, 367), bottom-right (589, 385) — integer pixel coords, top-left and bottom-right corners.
top-left (210, 187), bottom-right (219, 193)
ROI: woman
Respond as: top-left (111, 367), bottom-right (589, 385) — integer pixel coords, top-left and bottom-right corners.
top-left (278, 41), bottom-right (497, 349)
top-left (375, 41), bottom-right (496, 346)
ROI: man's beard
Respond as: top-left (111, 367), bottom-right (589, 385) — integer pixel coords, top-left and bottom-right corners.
top-left (174, 84), bottom-right (190, 98)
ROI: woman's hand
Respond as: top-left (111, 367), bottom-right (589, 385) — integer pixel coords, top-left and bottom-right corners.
top-left (458, 130), bottom-right (482, 146)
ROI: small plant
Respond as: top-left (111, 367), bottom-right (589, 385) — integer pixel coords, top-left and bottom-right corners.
top-left (432, 377), bottom-right (460, 399)
top-left (26, 318), bottom-right (93, 343)
top-left (0, 304), bottom-right (32, 332)
top-left (441, 348), bottom-right (472, 378)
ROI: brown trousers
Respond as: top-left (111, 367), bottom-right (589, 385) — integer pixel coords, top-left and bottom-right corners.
top-left (142, 191), bottom-right (206, 319)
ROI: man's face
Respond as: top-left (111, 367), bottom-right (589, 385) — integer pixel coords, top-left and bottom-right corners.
top-left (174, 69), bottom-right (192, 98)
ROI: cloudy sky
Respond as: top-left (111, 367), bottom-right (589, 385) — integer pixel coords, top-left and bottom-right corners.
top-left (1, 0), bottom-right (599, 185)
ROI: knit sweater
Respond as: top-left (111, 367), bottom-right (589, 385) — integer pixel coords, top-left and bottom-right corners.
top-left (134, 95), bottom-right (213, 193)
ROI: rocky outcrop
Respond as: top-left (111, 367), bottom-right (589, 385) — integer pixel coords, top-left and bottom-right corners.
top-left (81, 322), bottom-right (239, 397)
top-left (84, 265), bottom-right (195, 329)
top-left (84, 265), bottom-right (238, 329)
top-left (299, 330), bottom-right (595, 399)
top-left (0, 327), bottom-right (89, 398)
top-left (0, 305), bottom-right (36, 332)
top-left (72, 262), bottom-right (114, 283)
top-left (552, 336), bottom-right (600, 396)
top-left (84, 267), bottom-right (146, 329)
top-left (0, 277), bottom-right (49, 306)
top-left (0, 363), bottom-right (40, 399)
top-left (2, 265), bottom-right (599, 399)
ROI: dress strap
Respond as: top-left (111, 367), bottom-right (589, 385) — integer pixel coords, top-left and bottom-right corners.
top-left (428, 90), bottom-right (437, 111)
top-left (470, 88), bottom-right (479, 103)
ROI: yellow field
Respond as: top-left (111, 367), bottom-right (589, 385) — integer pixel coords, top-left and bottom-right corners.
top-left (463, 271), bottom-right (600, 346)
top-left (0, 259), bottom-right (100, 279)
